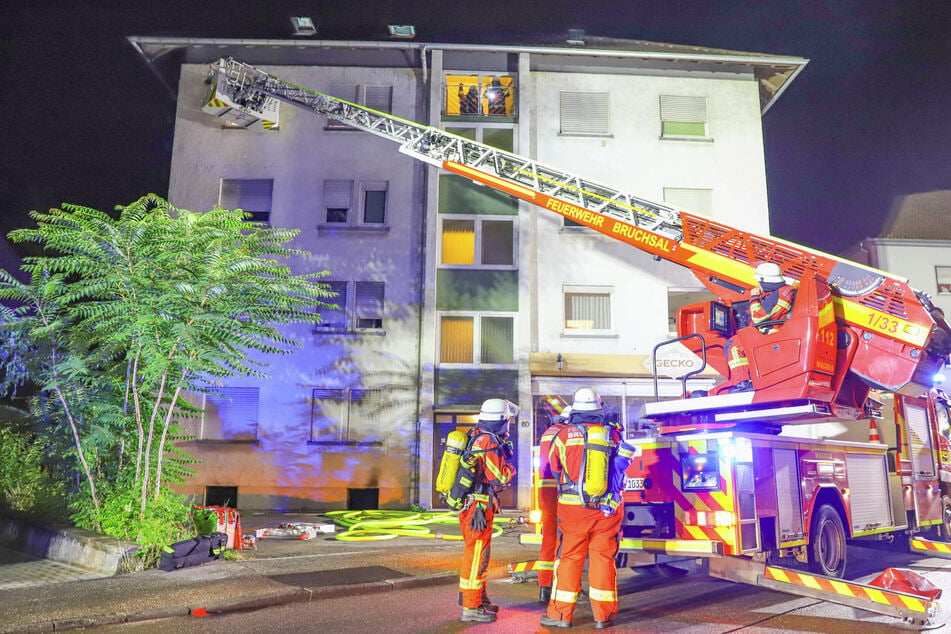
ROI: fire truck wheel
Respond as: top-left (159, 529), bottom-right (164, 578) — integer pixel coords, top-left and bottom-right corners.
top-left (808, 504), bottom-right (846, 578)
top-left (940, 496), bottom-right (951, 542)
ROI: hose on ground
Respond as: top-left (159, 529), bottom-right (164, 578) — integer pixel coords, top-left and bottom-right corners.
top-left (326, 509), bottom-right (513, 541)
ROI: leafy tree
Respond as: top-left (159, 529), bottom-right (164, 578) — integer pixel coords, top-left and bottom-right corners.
top-left (0, 195), bottom-right (335, 533)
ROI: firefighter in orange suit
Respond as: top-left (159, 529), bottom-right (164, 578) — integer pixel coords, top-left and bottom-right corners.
top-left (458, 398), bottom-right (518, 623)
top-left (541, 388), bottom-right (623, 630)
top-left (722, 262), bottom-right (795, 392)
top-left (536, 405), bottom-right (572, 604)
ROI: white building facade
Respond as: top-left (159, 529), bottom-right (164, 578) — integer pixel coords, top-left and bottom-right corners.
top-left (130, 34), bottom-right (807, 512)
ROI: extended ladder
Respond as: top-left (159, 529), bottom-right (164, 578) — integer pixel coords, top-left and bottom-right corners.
top-left (204, 58), bottom-right (944, 373)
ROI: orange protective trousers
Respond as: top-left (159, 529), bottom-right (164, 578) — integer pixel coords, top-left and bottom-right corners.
top-left (537, 486), bottom-right (559, 588)
top-left (547, 503), bottom-right (623, 624)
top-left (457, 503), bottom-right (495, 608)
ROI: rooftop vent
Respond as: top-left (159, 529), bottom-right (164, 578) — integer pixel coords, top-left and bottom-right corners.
top-left (388, 25), bottom-right (416, 39)
top-left (290, 17), bottom-right (317, 37)
top-left (566, 29), bottom-right (586, 46)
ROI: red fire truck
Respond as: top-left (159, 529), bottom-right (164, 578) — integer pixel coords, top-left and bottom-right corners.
top-left (202, 58), bottom-right (951, 624)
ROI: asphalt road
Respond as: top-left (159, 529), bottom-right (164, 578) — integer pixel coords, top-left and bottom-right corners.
top-left (99, 544), bottom-right (951, 633)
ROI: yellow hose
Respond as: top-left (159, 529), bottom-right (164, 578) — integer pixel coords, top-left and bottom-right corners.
top-left (326, 510), bottom-right (511, 541)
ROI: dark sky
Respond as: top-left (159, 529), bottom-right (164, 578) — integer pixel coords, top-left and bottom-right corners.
top-left (4, 1), bottom-right (951, 255)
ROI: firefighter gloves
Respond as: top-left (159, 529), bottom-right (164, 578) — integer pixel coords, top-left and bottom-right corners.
top-left (500, 440), bottom-right (514, 460)
top-left (470, 506), bottom-right (488, 531)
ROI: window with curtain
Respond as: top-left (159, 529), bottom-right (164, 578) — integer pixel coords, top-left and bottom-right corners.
top-left (439, 314), bottom-right (514, 365)
top-left (219, 179), bottom-right (273, 223)
top-left (440, 217), bottom-right (515, 268)
top-left (660, 95), bottom-right (708, 138)
top-left (559, 91), bottom-right (610, 136)
top-left (563, 286), bottom-right (613, 333)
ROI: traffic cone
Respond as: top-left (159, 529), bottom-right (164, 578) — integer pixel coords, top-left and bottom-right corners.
top-left (869, 420), bottom-right (881, 443)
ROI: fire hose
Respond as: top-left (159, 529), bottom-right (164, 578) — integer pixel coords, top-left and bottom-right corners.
top-left (326, 510), bottom-right (514, 542)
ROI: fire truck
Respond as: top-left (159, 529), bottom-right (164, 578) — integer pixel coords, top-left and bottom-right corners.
top-left (202, 58), bottom-right (951, 624)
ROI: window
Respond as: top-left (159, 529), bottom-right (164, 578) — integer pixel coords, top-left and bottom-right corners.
top-left (445, 74), bottom-right (516, 117)
top-left (315, 281), bottom-right (385, 333)
top-left (660, 95), bottom-right (708, 138)
top-left (438, 314), bottom-right (515, 365)
top-left (664, 188), bottom-right (713, 217)
top-left (323, 179), bottom-right (388, 227)
top-left (326, 84), bottom-right (393, 129)
top-left (559, 91), bottom-right (610, 136)
top-left (219, 179), bottom-right (272, 223)
top-left (937, 266), bottom-right (951, 294)
top-left (361, 182), bottom-right (388, 224)
top-left (439, 216), bottom-right (515, 268)
top-left (324, 180), bottom-right (353, 224)
top-left (563, 286), bottom-right (613, 334)
top-left (191, 387), bottom-right (259, 441)
top-left (668, 288), bottom-right (716, 336)
top-left (309, 387), bottom-right (384, 445)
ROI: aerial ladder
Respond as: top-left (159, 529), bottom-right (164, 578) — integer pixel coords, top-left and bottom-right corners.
top-left (203, 58), bottom-right (951, 626)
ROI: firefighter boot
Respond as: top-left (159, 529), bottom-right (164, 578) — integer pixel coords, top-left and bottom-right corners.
top-left (481, 589), bottom-right (499, 613)
top-left (595, 618), bottom-right (614, 629)
top-left (461, 606), bottom-right (497, 623)
top-left (540, 614), bottom-right (572, 629)
top-left (539, 585), bottom-right (552, 604)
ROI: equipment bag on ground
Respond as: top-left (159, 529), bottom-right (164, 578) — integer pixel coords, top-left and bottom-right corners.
top-left (159, 532), bottom-right (228, 571)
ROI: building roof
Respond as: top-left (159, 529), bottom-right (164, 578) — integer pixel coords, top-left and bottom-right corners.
top-left (128, 32), bottom-right (807, 114)
top-left (878, 191), bottom-right (951, 240)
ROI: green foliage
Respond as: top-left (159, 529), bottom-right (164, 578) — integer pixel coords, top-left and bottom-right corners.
top-left (193, 507), bottom-right (219, 535)
top-left (86, 481), bottom-right (195, 572)
top-left (0, 422), bottom-right (67, 520)
top-left (0, 195), bottom-right (336, 551)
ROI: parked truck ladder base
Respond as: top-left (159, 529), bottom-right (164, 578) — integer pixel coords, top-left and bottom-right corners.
top-left (708, 557), bottom-right (938, 627)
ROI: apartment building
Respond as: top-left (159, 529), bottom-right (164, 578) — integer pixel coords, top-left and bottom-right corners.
top-left (129, 32), bottom-right (807, 512)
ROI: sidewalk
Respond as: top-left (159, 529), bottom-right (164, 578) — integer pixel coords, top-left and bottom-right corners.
top-left (0, 512), bottom-right (535, 633)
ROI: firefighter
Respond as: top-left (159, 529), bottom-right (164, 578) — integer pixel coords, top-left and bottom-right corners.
top-left (541, 388), bottom-right (624, 630)
top-left (536, 405), bottom-right (572, 604)
top-left (458, 398), bottom-right (518, 623)
top-left (722, 262), bottom-right (795, 392)
top-left (483, 76), bottom-right (509, 115)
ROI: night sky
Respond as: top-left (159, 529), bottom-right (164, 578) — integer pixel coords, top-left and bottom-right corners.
top-left (4, 1), bottom-right (951, 255)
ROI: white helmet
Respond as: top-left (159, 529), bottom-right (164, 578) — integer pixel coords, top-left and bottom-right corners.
top-left (572, 387), bottom-right (603, 412)
top-left (479, 398), bottom-right (518, 422)
top-left (755, 262), bottom-right (785, 284)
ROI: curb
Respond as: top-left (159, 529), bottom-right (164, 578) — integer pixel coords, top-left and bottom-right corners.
top-left (1, 572), bottom-right (457, 632)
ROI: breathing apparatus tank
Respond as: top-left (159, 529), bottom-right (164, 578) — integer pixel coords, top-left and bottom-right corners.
top-left (436, 430), bottom-right (469, 495)
top-left (582, 424), bottom-right (611, 499)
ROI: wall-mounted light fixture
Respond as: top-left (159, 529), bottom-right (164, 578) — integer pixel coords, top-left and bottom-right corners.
top-left (388, 25), bottom-right (416, 39)
top-left (556, 353), bottom-right (564, 372)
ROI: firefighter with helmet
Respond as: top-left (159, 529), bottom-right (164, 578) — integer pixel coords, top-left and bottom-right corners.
top-left (722, 262), bottom-right (795, 393)
top-left (457, 398), bottom-right (517, 623)
top-left (542, 387), bottom-right (624, 630)
top-left (536, 404), bottom-right (572, 604)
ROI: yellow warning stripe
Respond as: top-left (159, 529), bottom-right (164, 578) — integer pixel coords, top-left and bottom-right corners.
top-left (764, 567), bottom-right (930, 612)
top-left (911, 538), bottom-right (951, 554)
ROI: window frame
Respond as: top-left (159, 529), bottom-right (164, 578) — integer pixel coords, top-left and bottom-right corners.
top-left (188, 387), bottom-right (260, 442)
top-left (443, 72), bottom-right (517, 118)
top-left (562, 285), bottom-right (616, 336)
top-left (308, 387), bottom-right (386, 446)
top-left (438, 214), bottom-right (517, 270)
top-left (659, 94), bottom-right (710, 140)
top-left (321, 179), bottom-right (390, 230)
top-left (936, 265), bottom-right (951, 294)
top-left (559, 91), bottom-right (611, 137)
top-left (436, 311), bottom-right (517, 368)
top-left (219, 178), bottom-right (273, 224)
top-left (314, 281), bottom-right (385, 334)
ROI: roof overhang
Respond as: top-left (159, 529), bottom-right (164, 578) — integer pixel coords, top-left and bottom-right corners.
top-left (128, 36), bottom-right (807, 114)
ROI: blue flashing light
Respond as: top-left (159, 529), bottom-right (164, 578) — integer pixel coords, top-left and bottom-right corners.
top-left (935, 372), bottom-right (946, 386)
